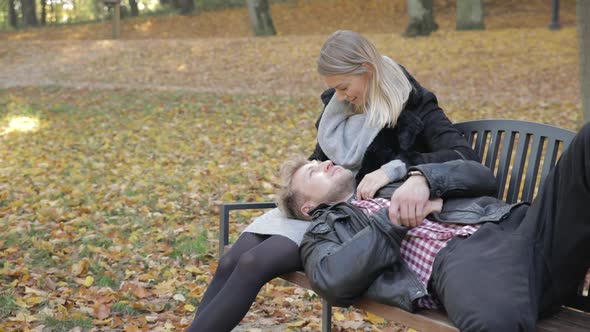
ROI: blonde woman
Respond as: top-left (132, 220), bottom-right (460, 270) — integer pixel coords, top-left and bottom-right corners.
top-left (189, 31), bottom-right (477, 331)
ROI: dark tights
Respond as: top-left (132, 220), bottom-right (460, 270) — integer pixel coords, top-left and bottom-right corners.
top-left (187, 233), bottom-right (302, 332)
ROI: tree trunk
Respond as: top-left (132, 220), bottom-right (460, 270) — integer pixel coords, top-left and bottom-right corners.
top-left (40, 0), bottom-right (47, 25)
top-left (21, 0), bottom-right (38, 27)
top-left (178, 0), bottom-right (194, 15)
top-left (51, 0), bottom-right (57, 23)
top-left (404, 0), bottom-right (438, 37)
top-left (129, 0), bottom-right (139, 16)
top-left (578, 0), bottom-right (590, 123)
top-left (8, 0), bottom-right (18, 28)
top-left (456, 0), bottom-right (484, 30)
top-left (246, 0), bottom-right (276, 36)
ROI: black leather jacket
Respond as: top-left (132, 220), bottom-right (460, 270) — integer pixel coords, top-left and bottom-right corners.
top-left (299, 160), bottom-right (524, 312)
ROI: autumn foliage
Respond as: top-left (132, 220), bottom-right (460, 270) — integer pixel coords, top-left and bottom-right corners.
top-left (0, 0), bottom-right (584, 331)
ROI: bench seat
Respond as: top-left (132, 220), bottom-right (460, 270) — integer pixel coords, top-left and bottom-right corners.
top-left (224, 245), bottom-right (590, 331)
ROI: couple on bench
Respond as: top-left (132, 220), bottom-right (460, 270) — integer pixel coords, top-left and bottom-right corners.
top-left (188, 30), bottom-right (589, 331)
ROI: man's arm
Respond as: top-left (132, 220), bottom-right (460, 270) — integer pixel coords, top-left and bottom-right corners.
top-left (409, 159), bottom-right (497, 199)
top-left (383, 159), bottom-right (497, 227)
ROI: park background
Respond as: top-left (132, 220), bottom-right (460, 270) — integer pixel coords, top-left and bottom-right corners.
top-left (0, 0), bottom-right (587, 331)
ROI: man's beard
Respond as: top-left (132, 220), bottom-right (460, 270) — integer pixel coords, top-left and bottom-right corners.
top-left (323, 172), bottom-right (356, 202)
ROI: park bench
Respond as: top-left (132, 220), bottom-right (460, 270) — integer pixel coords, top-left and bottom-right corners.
top-left (218, 119), bottom-right (590, 331)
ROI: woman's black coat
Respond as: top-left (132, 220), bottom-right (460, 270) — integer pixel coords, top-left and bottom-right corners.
top-left (309, 70), bottom-right (479, 184)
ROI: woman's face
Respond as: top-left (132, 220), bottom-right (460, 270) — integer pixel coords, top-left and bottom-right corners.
top-left (323, 71), bottom-right (370, 106)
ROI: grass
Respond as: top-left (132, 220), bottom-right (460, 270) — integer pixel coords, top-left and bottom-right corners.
top-left (0, 294), bottom-right (18, 319)
top-left (42, 315), bottom-right (93, 332)
top-left (111, 301), bottom-right (145, 316)
top-left (170, 231), bottom-right (209, 259)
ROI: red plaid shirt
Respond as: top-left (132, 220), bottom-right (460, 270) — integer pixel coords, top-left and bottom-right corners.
top-left (351, 198), bottom-right (479, 309)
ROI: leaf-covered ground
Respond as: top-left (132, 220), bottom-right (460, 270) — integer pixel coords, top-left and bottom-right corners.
top-left (0, 0), bottom-right (578, 40)
top-left (0, 0), bottom-right (586, 331)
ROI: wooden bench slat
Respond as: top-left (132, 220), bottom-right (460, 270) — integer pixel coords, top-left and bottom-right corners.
top-left (537, 308), bottom-right (590, 331)
top-left (544, 308), bottom-right (590, 327)
top-left (354, 298), bottom-right (458, 332)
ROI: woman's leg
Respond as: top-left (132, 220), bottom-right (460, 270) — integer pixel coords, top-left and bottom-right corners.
top-left (188, 234), bottom-right (301, 332)
top-left (194, 232), bottom-right (266, 317)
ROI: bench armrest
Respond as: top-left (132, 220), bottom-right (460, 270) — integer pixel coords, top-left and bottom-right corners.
top-left (218, 202), bottom-right (276, 258)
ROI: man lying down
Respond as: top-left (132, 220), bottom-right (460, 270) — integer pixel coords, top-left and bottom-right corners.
top-left (275, 123), bottom-right (590, 332)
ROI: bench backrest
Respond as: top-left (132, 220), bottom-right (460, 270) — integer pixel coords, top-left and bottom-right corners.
top-left (455, 120), bottom-right (576, 204)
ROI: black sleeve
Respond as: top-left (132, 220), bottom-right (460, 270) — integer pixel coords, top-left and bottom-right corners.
top-left (308, 88), bottom-right (335, 161)
top-left (397, 105), bottom-right (480, 165)
top-left (409, 160), bottom-right (498, 199)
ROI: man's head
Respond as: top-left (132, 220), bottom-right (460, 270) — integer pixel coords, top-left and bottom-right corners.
top-left (277, 156), bottom-right (356, 220)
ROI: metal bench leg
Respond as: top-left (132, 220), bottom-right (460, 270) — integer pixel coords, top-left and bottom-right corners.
top-left (321, 299), bottom-right (332, 332)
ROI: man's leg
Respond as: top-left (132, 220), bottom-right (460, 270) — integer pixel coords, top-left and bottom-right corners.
top-left (431, 205), bottom-right (539, 332)
top-left (431, 124), bottom-right (590, 331)
top-left (516, 122), bottom-right (590, 313)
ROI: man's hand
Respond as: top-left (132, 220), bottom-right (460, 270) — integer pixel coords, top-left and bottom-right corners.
top-left (388, 174), bottom-right (431, 228)
top-left (356, 169), bottom-right (390, 200)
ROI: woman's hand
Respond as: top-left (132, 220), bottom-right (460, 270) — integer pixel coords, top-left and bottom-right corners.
top-left (356, 169), bottom-right (390, 200)
top-left (388, 174), bottom-right (431, 228)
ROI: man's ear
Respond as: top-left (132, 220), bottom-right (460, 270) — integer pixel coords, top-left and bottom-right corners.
top-left (300, 202), bottom-right (315, 218)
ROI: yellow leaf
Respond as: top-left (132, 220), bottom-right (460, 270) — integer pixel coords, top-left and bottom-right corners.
top-left (83, 276), bottom-right (94, 287)
top-left (24, 296), bottom-right (45, 306)
top-left (365, 311), bottom-right (385, 324)
top-left (333, 311), bottom-right (346, 321)
top-left (184, 265), bottom-right (203, 274)
top-left (408, 329), bottom-right (420, 332)
top-left (154, 279), bottom-right (176, 296)
top-left (15, 297), bottom-right (29, 308)
top-left (71, 258), bottom-right (89, 276)
top-left (24, 287), bottom-right (47, 296)
top-left (287, 320), bottom-right (306, 327)
top-left (173, 293), bottom-right (186, 302)
top-left (9, 311), bottom-right (38, 322)
top-left (184, 304), bottom-right (196, 312)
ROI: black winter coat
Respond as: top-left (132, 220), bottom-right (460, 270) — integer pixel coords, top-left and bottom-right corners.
top-left (309, 69), bottom-right (479, 184)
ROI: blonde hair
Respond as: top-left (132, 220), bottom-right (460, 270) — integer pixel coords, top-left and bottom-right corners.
top-left (317, 30), bottom-right (413, 128)
top-left (276, 155), bottom-right (310, 220)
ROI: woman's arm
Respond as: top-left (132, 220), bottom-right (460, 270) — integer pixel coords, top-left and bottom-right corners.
top-left (397, 105), bottom-right (479, 165)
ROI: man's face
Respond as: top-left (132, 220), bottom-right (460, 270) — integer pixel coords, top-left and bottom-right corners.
top-left (323, 72), bottom-right (370, 106)
top-left (291, 160), bottom-right (356, 216)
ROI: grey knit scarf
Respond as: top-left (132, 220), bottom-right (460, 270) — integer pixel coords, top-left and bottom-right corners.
top-left (317, 94), bottom-right (407, 181)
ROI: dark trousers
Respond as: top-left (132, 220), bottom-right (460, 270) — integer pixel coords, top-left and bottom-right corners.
top-left (431, 122), bottom-right (590, 331)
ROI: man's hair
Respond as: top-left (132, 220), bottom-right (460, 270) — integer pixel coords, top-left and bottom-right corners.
top-left (276, 155), bottom-right (310, 220)
top-left (317, 30), bottom-right (412, 128)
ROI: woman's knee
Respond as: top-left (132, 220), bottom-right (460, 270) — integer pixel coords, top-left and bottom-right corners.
top-left (234, 250), bottom-right (267, 272)
top-left (233, 247), bottom-right (299, 280)
top-left (216, 250), bottom-right (241, 275)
